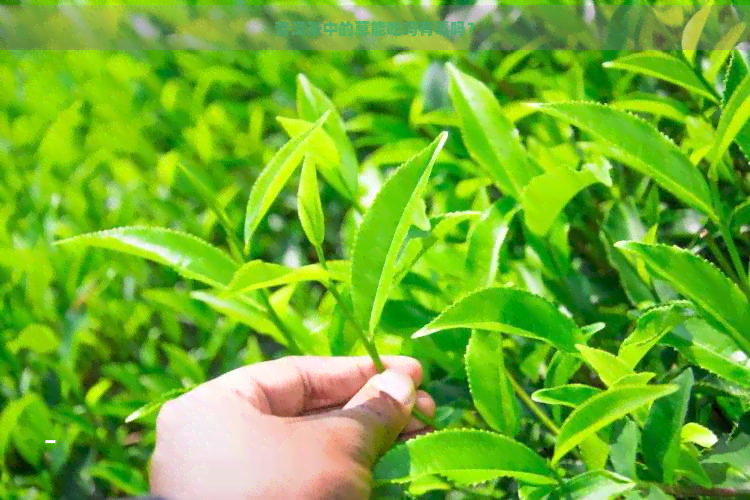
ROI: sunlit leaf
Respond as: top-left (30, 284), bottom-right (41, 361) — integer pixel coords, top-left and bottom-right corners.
top-left (604, 51), bottom-right (717, 102)
top-left (374, 430), bottom-right (556, 486)
top-left (297, 156), bottom-right (326, 249)
top-left (553, 384), bottom-right (678, 464)
top-left (244, 111), bottom-right (331, 251)
top-left (466, 330), bottom-right (519, 436)
top-left (351, 133), bottom-right (447, 334)
top-left (531, 103), bottom-right (715, 219)
top-left (56, 227), bottom-right (238, 288)
top-left (447, 63), bottom-right (542, 198)
top-left (642, 369), bottom-right (693, 483)
top-left (414, 287), bottom-right (583, 354)
top-left (617, 242), bottom-right (750, 355)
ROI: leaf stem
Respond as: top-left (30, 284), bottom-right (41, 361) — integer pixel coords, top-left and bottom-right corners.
top-left (314, 245), bottom-right (435, 428)
top-left (507, 370), bottom-right (560, 436)
top-left (702, 229), bottom-right (742, 284)
top-left (258, 289), bottom-right (302, 355)
top-left (719, 220), bottom-right (750, 300)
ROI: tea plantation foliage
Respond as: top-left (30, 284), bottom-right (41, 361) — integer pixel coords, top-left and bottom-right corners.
top-left (4, 30), bottom-right (750, 500)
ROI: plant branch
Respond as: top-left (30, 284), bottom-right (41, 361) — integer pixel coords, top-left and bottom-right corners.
top-left (314, 246), bottom-right (435, 427)
top-left (507, 370), bottom-right (559, 436)
top-left (719, 220), bottom-right (750, 300)
top-left (702, 228), bottom-right (742, 285)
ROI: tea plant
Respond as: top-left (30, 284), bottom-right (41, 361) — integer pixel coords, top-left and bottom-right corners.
top-left (49, 48), bottom-right (750, 500)
top-left (3, 12), bottom-right (750, 500)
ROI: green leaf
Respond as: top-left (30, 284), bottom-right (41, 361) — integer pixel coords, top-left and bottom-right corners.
top-left (297, 74), bottom-right (358, 201)
top-left (616, 242), bottom-right (750, 355)
top-left (88, 460), bottom-right (148, 496)
top-left (681, 423), bottom-right (718, 448)
top-left (612, 373), bottom-right (657, 386)
top-left (711, 72), bottom-right (750, 173)
top-left (577, 345), bottom-right (634, 387)
top-left (243, 111), bottom-right (331, 251)
top-left (125, 385), bottom-right (195, 423)
top-left (642, 369), bottom-right (694, 483)
top-left (413, 287), bottom-right (583, 354)
top-left (225, 260), bottom-right (348, 295)
top-left (277, 117), bottom-right (340, 170)
top-left (466, 330), bottom-right (519, 436)
top-left (373, 429), bottom-right (556, 486)
top-left (610, 95), bottom-right (690, 123)
top-left (682, 5), bottom-right (712, 64)
top-left (618, 301), bottom-right (694, 369)
top-left (56, 227), bottom-right (238, 288)
top-left (532, 384), bottom-right (601, 408)
top-left (603, 51), bottom-right (717, 102)
top-left (723, 51), bottom-right (749, 104)
top-left (297, 156), bottom-right (325, 249)
top-left (675, 446), bottom-right (712, 488)
top-left (662, 318), bottom-right (750, 389)
top-left (521, 165), bottom-right (606, 236)
top-left (553, 471), bottom-right (636, 500)
top-left (446, 63), bottom-right (541, 198)
top-left (351, 133), bottom-right (447, 334)
top-left (553, 384), bottom-right (678, 464)
top-left (7, 324), bottom-right (58, 354)
top-left (465, 198), bottom-right (518, 291)
top-left (531, 103), bottom-right (715, 219)
top-left (601, 200), bottom-right (656, 306)
top-left (610, 420), bottom-right (640, 479)
top-left (0, 394), bottom-right (38, 472)
top-left (190, 291), bottom-right (282, 344)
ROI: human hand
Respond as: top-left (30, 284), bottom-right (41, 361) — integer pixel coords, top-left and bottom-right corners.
top-left (149, 356), bottom-right (436, 500)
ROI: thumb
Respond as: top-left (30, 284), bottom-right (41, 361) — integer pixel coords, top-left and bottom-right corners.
top-left (323, 369), bottom-right (416, 468)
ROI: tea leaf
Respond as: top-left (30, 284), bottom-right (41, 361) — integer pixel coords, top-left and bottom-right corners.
top-left (244, 111), bottom-right (331, 251)
top-left (532, 103), bottom-right (715, 219)
top-left (125, 385), bottom-right (195, 424)
top-left (553, 384), bottom-right (678, 464)
top-left (374, 429), bottom-right (556, 486)
top-left (446, 63), bottom-right (541, 198)
top-left (604, 51), bottom-right (717, 102)
top-left (577, 345), bottom-right (633, 387)
top-left (662, 318), bottom-right (750, 389)
top-left (277, 117), bottom-right (340, 170)
top-left (616, 242), bottom-right (750, 355)
top-left (521, 165), bottom-right (605, 236)
top-left (642, 369), bottom-right (693, 483)
top-left (56, 227), bottom-right (238, 288)
top-left (553, 471), bottom-right (636, 500)
top-left (297, 156), bottom-right (325, 249)
top-left (531, 384), bottom-right (601, 408)
top-left (466, 330), bottom-right (519, 436)
top-left (681, 423), bottom-right (717, 448)
top-left (413, 287), bottom-right (583, 353)
top-left (618, 301), bottom-right (694, 369)
top-left (465, 198), bottom-right (518, 291)
top-left (297, 74), bottom-right (358, 201)
top-left (351, 133), bottom-right (447, 334)
top-left (226, 260), bottom-right (349, 295)
top-left (710, 72), bottom-right (750, 173)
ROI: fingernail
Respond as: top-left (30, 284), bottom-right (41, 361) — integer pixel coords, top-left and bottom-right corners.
top-left (372, 370), bottom-right (416, 407)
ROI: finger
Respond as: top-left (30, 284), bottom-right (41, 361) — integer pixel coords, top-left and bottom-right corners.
top-left (401, 391), bottom-right (436, 434)
top-left (213, 355), bottom-right (423, 416)
top-left (320, 369), bottom-right (417, 467)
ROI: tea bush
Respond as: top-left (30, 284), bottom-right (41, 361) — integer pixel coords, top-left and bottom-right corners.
top-left (3, 9), bottom-right (750, 500)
